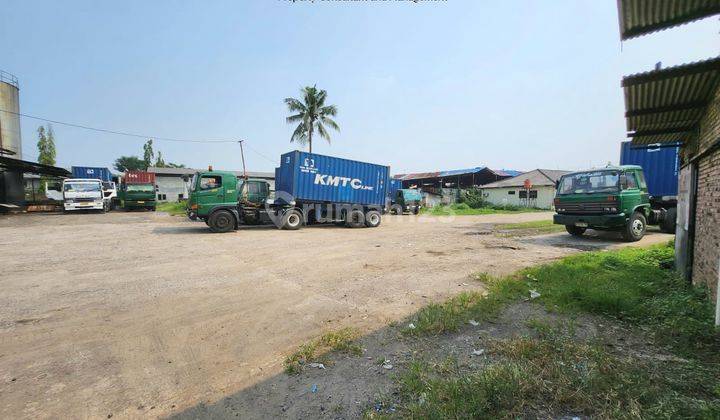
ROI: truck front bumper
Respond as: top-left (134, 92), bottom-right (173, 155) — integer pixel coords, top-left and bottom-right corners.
top-left (64, 201), bottom-right (105, 211)
top-left (124, 200), bottom-right (156, 208)
top-left (553, 213), bottom-right (627, 229)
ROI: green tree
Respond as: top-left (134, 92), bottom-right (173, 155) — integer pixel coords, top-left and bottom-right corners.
top-left (285, 85), bottom-right (339, 153)
top-left (36, 124), bottom-right (56, 165)
top-left (143, 139), bottom-right (154, 169)
top-left (166, 162), bottom-right (186, 168)
top-left (155, 151), bottom-right (166, 168)
top-left (114, 155), bottom-right (146, 172)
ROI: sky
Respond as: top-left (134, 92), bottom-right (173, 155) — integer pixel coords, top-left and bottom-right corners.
top-left (1, 0), bottom-right (718, 175)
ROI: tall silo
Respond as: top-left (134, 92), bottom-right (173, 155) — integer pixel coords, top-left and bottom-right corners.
top-left (0, 70), bottom-right (24, 207)
top-left (0, 70), bottom-right (22, 157)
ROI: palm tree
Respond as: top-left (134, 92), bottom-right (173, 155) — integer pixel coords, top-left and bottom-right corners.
top-left (285, 85), bottom-right (339, 153)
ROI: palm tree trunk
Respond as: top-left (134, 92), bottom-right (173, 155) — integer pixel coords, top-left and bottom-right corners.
top-left (308, 124), bottom-right (313, 153)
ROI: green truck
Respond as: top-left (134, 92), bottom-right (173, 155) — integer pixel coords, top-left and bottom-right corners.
top-left (119, 171), bottom-right (157, 211)
top-left (186, 171), bottom-right (272, 230)
top-left (553, 165), bottom-right (675, 241)
top-left (389, 189), bottom-right (422, 214)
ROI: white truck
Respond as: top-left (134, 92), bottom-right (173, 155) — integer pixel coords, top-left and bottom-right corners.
top-left (61, 178), bottom-right (107, 213)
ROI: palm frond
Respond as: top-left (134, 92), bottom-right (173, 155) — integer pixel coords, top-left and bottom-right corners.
top-left (316, 122), bottom-right (331, 143)
top-left (284, 98), bottom-right (306, 113)
top-left (286, 113), bottom-right (304, 124)
top-left (319, 105), bottom-right (337, 117)
top-left (319, 115), bottom-right (340, 132)
top-left (290, 123), bottom-right (308, 145)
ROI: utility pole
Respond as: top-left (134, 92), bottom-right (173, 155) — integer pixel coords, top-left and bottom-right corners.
top-left (238, 140), bottom-right (248, 180)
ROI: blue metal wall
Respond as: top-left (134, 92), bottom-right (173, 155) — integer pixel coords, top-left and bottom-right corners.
top-left (277, 151), bottom-right (389, 206)
top-left (71, 166), bottom-right (112, 182)
top-left (619, 142), bottom-right (679, 197)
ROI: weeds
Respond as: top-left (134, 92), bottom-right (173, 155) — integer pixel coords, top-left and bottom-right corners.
top-left (284, 327), bottom-right (362, 374)
top-left (521, 242), bottom-right (719, 360)
top-left (392, 242), bottom-right (720, 417)
top-left (156, 201), bottom-right (187, 216)
top-left (494, 219), bottom-right (565, 236)
top-left (403, 276), bottom-right (527, 336)
top-left (421, 203), bottom-right (545, 216)
top-left (397, 325), bottom-right (720, 418)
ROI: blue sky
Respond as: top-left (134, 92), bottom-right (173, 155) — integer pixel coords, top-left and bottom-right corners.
top-left (1, 1), bottom-right (718, 174)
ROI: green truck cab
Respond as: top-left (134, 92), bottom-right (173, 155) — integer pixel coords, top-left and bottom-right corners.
top-left (120, 184), bottom-right (157, 211)
top-left (553, 165), bottom-right (674, 241)
top-left (186, 170), bottom-right (272, 231)
top-left (390, 189), bottom-right (422, 214)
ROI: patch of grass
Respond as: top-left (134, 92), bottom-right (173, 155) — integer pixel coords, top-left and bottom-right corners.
top-left (157, 201), bottom-right (187, 216)
top-left (421, 203), bottom-right (546, 216)
top-left (284, 327), bottom-right (362, 374)
top-left (494, 219), bottom-right (565, 236)
top-left (521, 242), bottom-right (719, 360)
top-left (396, 324), bottom-right (720, 418)
top-left (403, 276), bottom-right (528, 336)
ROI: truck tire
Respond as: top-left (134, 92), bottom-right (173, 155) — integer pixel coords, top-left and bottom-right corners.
top-left (413, 207), bottom-right (420, 215)
top-left (621, 211), bottom-right (646, 242)
top-left (365, 210), bottom-right (381, 228)
top-left (565, 225), bottom-right (586, 236)
top-left (209, 210), bottom-right (235, 233)
top-left (346, 209), bottom-right (365, 228)
top-left (660, 207), bottom-right (677, 234)
top-left (282, 209), bottom-right (303, 230)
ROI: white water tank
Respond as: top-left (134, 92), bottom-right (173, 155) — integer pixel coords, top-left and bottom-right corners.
top-left (0, 70), bottom-right (21, 157)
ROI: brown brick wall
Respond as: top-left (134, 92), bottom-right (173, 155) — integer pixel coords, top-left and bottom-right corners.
top-left (689, 83), bottom-right (720, 301)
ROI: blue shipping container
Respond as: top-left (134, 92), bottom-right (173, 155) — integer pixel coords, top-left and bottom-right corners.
top-left (276, 151), bottom-right (389, 206)
top-left (71, 166), bottom-right (112, 182)
top-left (387, 178), bottom-right (403, 198)
top-left (619, 142), bottom-right (679, 197)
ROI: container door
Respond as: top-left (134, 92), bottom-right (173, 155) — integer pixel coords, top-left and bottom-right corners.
top-left (196, 174), bottom-right (225, 208)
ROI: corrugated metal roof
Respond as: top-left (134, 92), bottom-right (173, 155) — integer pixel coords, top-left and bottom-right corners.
top-left (622, 56), bottom-right (720, 145)
top-left (618, 0), bottom-right (720, 40)
top-left (482, 169), bottom-right (571, 189)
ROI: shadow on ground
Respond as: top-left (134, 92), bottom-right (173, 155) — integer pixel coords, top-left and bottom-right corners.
top-left (168, 300), bottom-right (646, 420)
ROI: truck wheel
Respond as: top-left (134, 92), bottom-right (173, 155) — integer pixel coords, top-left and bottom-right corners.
top-left (346, 209), bottom-right (365, 228)
top-left (413, 207), bottom-right (420, 215)
top-left (660, 207), bottom-right (677, 234)
top-left (365, 210), bottom-right (381, 228)
top-left (565, 225), bottom-right (586, 236)
top-left (282, 209), bottom-right (303, 230)
top-left (209, 210), bottom-right (235, 233)
top-left (621, 212), bottom-right (646, 242)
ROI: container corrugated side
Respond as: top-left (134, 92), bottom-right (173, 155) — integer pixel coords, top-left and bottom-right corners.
top-left (124, 171), bottom-right (156, 184)
top-left (277, 151), bottom-right (389, 206)
top-left (71, 166), bottom-right (112, 182)
top-left (619, 142), bottom-right (679, 197)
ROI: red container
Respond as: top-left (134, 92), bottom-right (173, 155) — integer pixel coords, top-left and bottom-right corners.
top-left (124, 171), bottom-right (156, 184)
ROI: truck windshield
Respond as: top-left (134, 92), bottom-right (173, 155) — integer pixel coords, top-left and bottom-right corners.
top-left (64, 182), bottom-right (101, 192)
top-left (557, 171), bottom-right (619, 195)
top-left (126, 184), bottom-right (155, 192)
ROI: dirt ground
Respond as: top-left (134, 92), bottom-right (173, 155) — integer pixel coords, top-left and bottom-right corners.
top-left (0, 210), bottom-right (671, 419)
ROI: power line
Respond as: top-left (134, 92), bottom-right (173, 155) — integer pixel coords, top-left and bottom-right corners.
top-left (0, 108), bottom-right (236, 144)
top-left (0, 107), bottom-right (282, 165)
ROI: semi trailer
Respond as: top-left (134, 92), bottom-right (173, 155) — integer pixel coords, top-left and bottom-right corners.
top-left (187, 151), bottom-right (390, 233)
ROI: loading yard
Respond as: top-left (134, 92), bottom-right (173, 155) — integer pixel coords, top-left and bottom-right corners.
top-left (0, 211), bottom-right (671, 418)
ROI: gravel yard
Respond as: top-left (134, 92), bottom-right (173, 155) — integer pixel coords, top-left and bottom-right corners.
top-left (0, 210), bottom-right (671, 418)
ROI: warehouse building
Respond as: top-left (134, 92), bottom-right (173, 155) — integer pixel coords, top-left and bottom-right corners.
top-left (395, 167), bottom-right (519, 191)
top-left (148, 167), bottom-right (275, 202)
top-left (617, 0), bottom-right (720, 324)
top-left (481, 169), bottom-right (569, 210)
